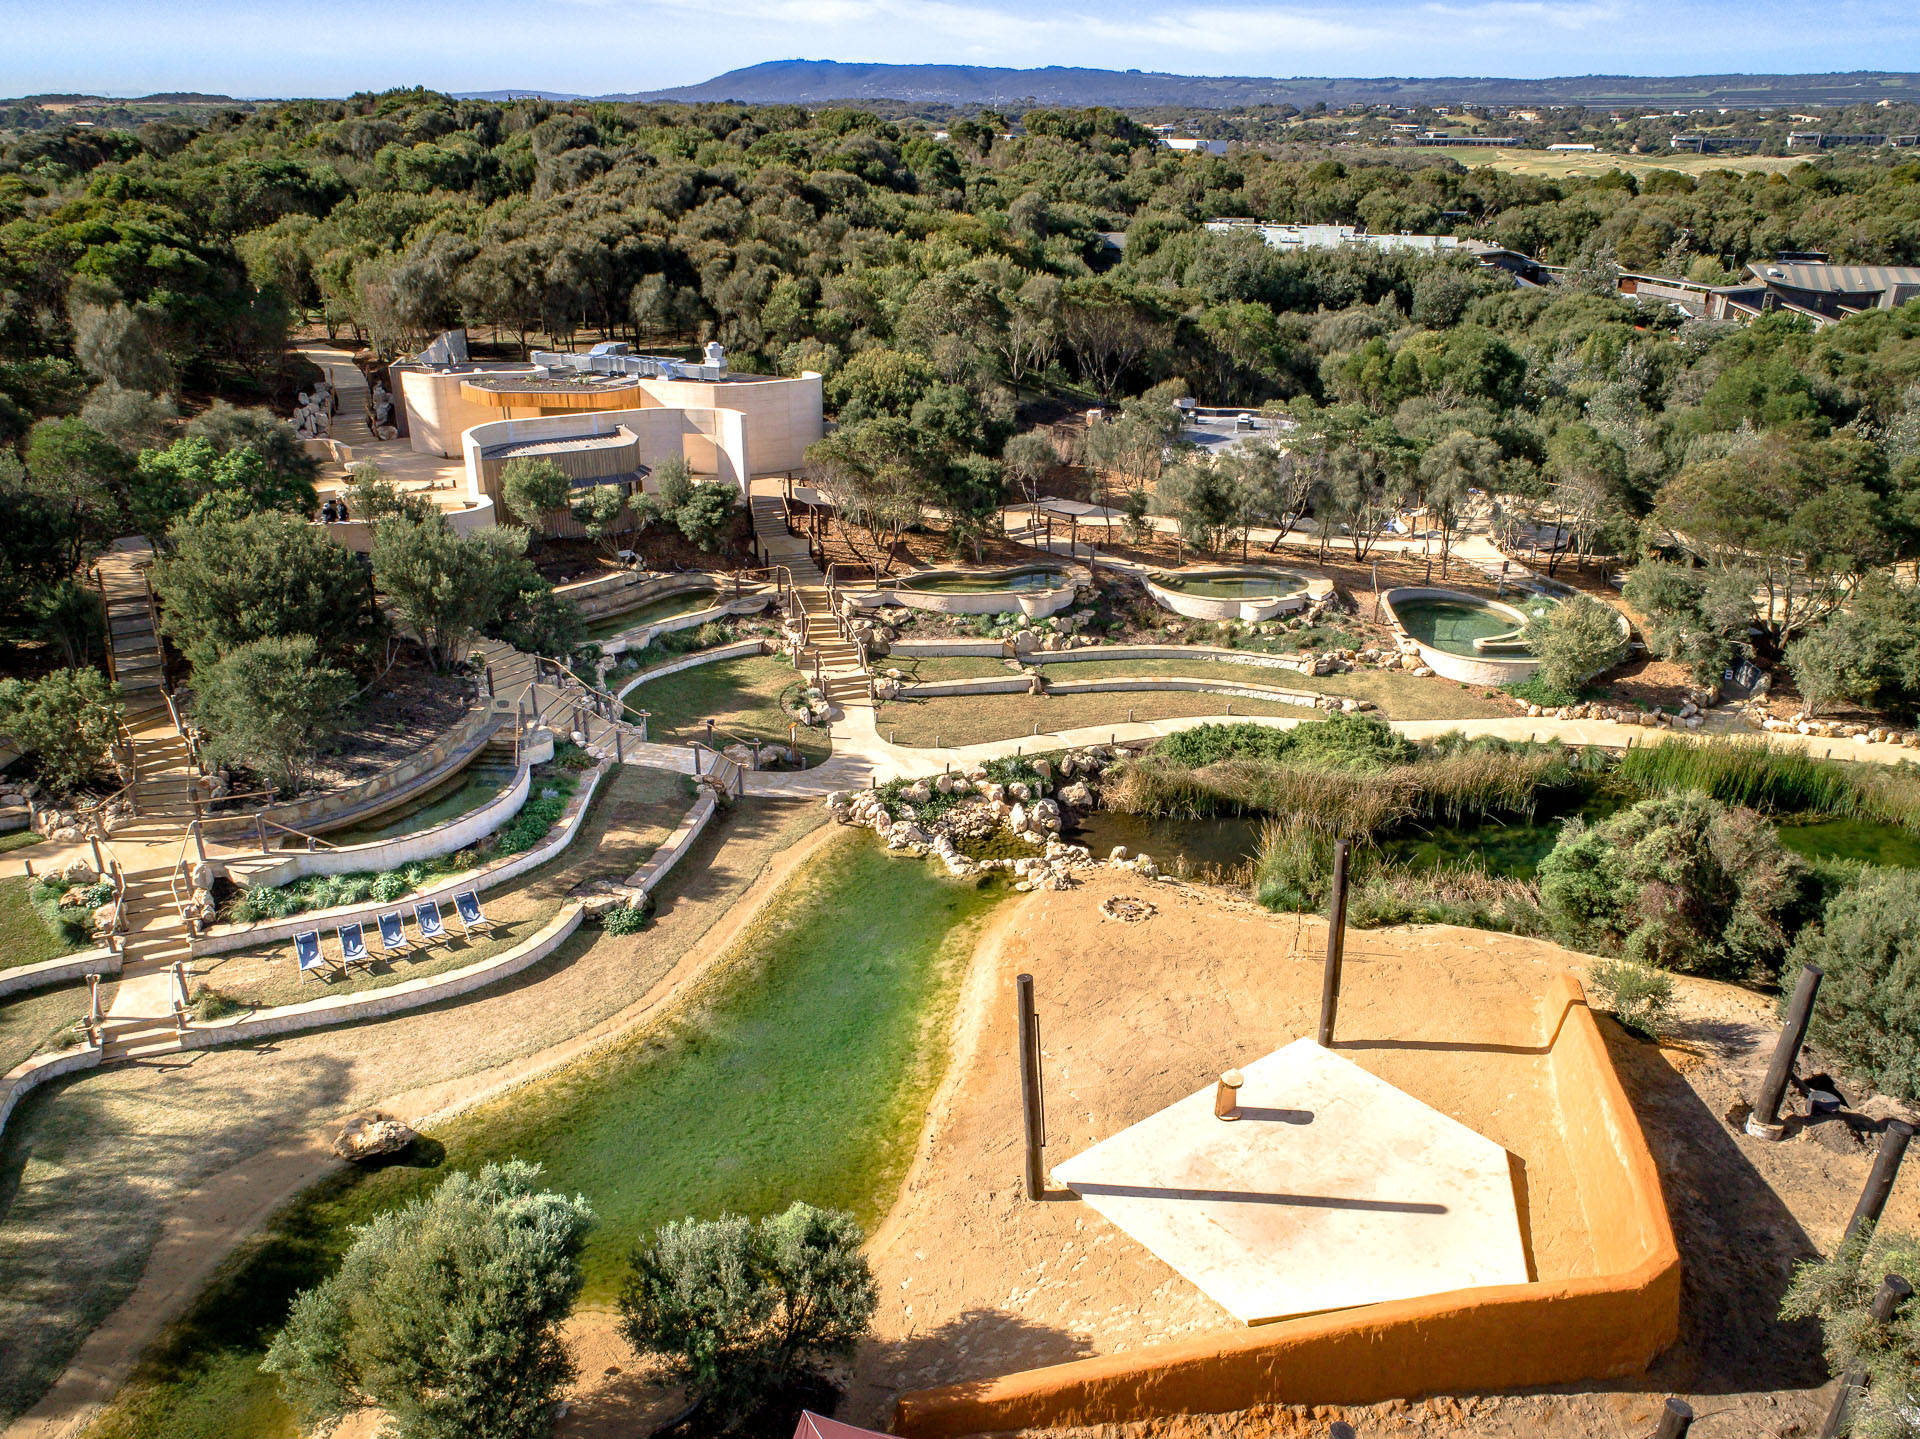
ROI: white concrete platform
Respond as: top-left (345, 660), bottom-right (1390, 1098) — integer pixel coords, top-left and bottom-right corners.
top-left (1052, 1038), bottom-right (1531, 1324)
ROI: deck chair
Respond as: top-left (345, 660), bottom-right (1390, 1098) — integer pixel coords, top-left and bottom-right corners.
top-left (375, 910), bottom-right (411, 958)
top-left (414, 899), bottom-right (450, 946)
top-left (294, 929), bottom-right (330, 982)
top-left (336, 921), bottom-right (373, 972)
top-left (452, 890), bottom-right (493, 937)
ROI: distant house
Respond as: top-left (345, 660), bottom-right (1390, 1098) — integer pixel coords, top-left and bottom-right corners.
top-left (1163, 137), bottom-right (1230, 156)
top-left (1746, 261), bottom-right (1920, 320)
top-left (1546, 143), bottom-right (1597, 152)
top-left (1617, 261), bottom-right (1920, 327)
top-left (1203, 220), bottom-right (1549, 283)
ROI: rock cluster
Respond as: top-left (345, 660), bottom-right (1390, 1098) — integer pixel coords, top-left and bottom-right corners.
top-left (1758, 714), bottom-right (1920, 747)
top-left (828, 746), bottom-right (1158, 890)
top-left (1521, 700), bottom-right (1708, 730)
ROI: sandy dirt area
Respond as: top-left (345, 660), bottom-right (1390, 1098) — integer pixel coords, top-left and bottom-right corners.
top-left (806, 873), bottom-right (1920, 1439)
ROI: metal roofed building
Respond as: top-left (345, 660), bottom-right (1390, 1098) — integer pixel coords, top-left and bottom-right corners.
top-left (1203, 220), bottom-right (1549, 283)
top-left (1747, 262), bottom-right (1920, 320)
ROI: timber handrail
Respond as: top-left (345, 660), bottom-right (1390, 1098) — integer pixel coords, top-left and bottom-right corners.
top-left (253, 814), bottom-right (340, 854)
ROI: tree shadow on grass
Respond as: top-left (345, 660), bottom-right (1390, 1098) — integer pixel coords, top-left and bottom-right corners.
top-left (0, 1049), bottom-right (357, 1424)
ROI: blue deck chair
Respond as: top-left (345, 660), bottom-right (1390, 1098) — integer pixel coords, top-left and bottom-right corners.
top-left (294, 929), bottom-right (329, 981)
top-left (414, 899), bottom-right (449, 946)
top-left (376, 910), bottom-right (411, 957)
top-left (453, 890), bottom-right (493, 937)
top-left (336, 921), bottom-right (373, 972)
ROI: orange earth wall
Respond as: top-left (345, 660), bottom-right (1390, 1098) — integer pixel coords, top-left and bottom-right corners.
top-left (893, 973), bottom-right (1681, 1437)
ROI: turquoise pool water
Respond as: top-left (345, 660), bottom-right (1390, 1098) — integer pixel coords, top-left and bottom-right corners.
top-left (310, 764), bottom-right (519, 848)
top-left (581, 591), bottom-right (720, 642)
top-left (1155, 571), bottom-right (1307, 599)
top-left (1395, 597), bottom-right (1539, 657)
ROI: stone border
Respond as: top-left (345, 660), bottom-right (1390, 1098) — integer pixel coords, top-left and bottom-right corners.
top-left (1028, 645), bottom-right (1308, 670)
top-left (0, 1044), bottom-right (103, 1136)
top-left (614, 638), bottom-right (771, 702)
top-left (179, 904), bottom-right (586, 1049)
top-left (597, 599), bottom-right (771, 657)
top-left (0, 945), bottom-right (120, 1000)
top-left (234, 766), bottom-right (532, 889)
top-left (192, 764), bottom-right (608, 957)
top-left (626, 791), bottom-right (716, 891)
top-left (890, 640), bottom-right (1007, 658)
top-left (1045, 675), bottom-right (1326, 707)
top-left (893, 974), bottom-right (1680, 1436)
top-left (896, 676), bottom-right (1032, 698)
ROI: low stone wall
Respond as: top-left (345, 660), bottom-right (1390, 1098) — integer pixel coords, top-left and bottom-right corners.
top-left (180, 904), bottom-right (586, 1050)
top-left (615, 639), bottom-right (770, 702)
top-left (893, 975), bottom-right (1681, 1436)
top-left (898, 676), bottom-right (1032, 698)
top-left (1046, 675), bottom-right (1323, 707)
top-left (625, 791), bottom-right (715, 892)
top-left (0, 1044), bottom-right (102, 1137)
top-left (0, 946), bottom-right (120, 1000)
top-left (890, 640), bottom-right (1007, 658)
top-left (1029, 645), bottom-right (1306, 671)
top-left (198, 704), bottom-right (503, 840)
top-left (562, 571), bottom-right (726, 622)
top-left (234, 765), bottom-right (532, 889)
top-left (599, 599), bottom-right (771, 656)
top-left (193, 764), bottom-right (607, 957)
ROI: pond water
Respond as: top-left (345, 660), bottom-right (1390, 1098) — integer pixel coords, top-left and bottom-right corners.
top-left (1069, 809), bottom-right (1265, 873)
top-left (1777, 816), bottom-right (1920, 869)
top-left (1393, 597), bottom-right (1532, 657)
top-left (1155, 571), bottom-right (1308, 600)
top-left (900, 566), bottom-right (1068, 594)
top-left (580, 590), bottom-right (719, 642)
top-left (301, 764), bottom-right (520, 848)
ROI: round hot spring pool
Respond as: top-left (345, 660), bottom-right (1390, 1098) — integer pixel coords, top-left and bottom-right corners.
top-left (1144, 566), bottom-right (1326, 622)
top-left (885, 565), bottom-right (1079, 617)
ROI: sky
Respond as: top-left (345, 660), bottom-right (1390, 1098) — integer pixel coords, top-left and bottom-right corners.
top-left (4, 0), bottom-right (1920, 99)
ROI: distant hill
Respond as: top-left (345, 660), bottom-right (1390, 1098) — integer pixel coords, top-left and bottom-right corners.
top-left (612, 60), bottom-right (1920, 110)
top-left (12, 91), bottom-right (237, 105)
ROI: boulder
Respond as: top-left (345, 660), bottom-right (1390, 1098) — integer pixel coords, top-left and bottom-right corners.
top-left (332, 1113), bottom-right (419, 1163)
top-left (1108, 845), bottom-right (1129, 863)
top-left (57, 858), bottom-right (99, 885)
top-left (1007, 802), bottom-right (1028, 833)
top-left (1059, 781), bottom-right (1094, 809)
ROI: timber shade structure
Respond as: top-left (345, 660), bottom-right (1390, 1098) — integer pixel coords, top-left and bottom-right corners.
top-left (460, 374), bottom-right (648, 412)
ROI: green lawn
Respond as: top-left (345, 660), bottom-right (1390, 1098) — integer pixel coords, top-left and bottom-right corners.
top-left (623, 654), bottom-right (831, 762)
top-left (0, 830), bottom-right (44, 854)
top-left (875, 663), bottom-right (1505, 745)
top-left (0, 876), bottom-right (89, 972)
top-left (0, 979), bottom-right (110, 1073)
top-left (580, 590), bottom-right (723, 643)
top-left (87, 831), bottom-right (1002, 1439)
top-left (881, 654), bottom-right (1016, 682)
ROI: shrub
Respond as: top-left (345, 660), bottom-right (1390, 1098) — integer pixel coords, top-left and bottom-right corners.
top-left (673, 481), bottom-right (739, 553)
top-left (1252, 816), bottom-right (1339, 912)
top-left (193, 634), bottom-right (354, 795)
top-left (1521, 594), bottom-right (1628, 693)
top-left (264, 1161), bottom-right (593, 1439)
top-left (617, 1202), bottom-right (878, 1432)
top-left (190, 986), bottom-right (245, 1021)
top-left (1537, 793), bottom-right (1805, 981)
top-left (1790, 869), bottom-right (1920, 1100)
top-left (603, 901), bottom-right (650, 934)
top-left (1587, 959), bottom-right (1676, 1038)
top-left (1503, 673), bottom-right (1585, 709)
top-left (1780, 1227), bottom-right (1920, 1439)
top-left (1619, 739), bottom-right (1920, 831)
top-left (1155, 715), bottom-right (1416, 772)
top-left (0, 668), bottom-right (121, 795)
top-left (499, 456), bottom-right (573, 536)
top-left (372, 870), bottom-right (411, 903)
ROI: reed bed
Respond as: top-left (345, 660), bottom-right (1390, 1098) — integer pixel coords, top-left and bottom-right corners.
top-left (1620, 739), bottom-right (1920, 831)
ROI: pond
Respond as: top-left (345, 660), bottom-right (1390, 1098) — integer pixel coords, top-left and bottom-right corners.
top-left (1392, 597), bottom-right (1534, 657)
top-left (1777, 815), bottom-right (1920, 869)
top-left (306, 764), bottom-right (519, 848)
top-left (1069, 810), bottom-right (1265, 873)
top-left (580, 590), bottom-right (720, 643)
top-left (898, 566), bottom-right (1069, 594)
top-left (89, 833), bottom-right (1004, 1439)
top-left (1152, 571), bottom-right (1308, 600)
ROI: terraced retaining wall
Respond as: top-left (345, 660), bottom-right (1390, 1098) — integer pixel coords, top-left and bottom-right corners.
top-left (0, 946), bottom-right (119, 1000)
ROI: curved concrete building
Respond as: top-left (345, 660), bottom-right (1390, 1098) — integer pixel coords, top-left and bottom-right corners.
top-left (391, 342), bottom-right (824, 532)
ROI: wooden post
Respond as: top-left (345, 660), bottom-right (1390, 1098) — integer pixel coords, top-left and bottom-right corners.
top-left (89, 836), bottom-right (105, 877)
top-left (1844, 1120), bottom-right (1914, 1244)
top-left (1749, 965), bottom-right (1823, 1138)
top-left (1652, 1398), bottom-right (1694, 1439)
top-left (1821, 1276), bottom-right (1912, 1439)
top-left (87, 973), bottom-right (101, 1024)
top-left (1214, 1069), bottom-right (1244, 1121)
top-left (1318, 839), bottom-right (1351, 1047)
top-left (1017, 973), bottom-right (1046, 1199)
top-left (614, 729), bottom-right (624, 763)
